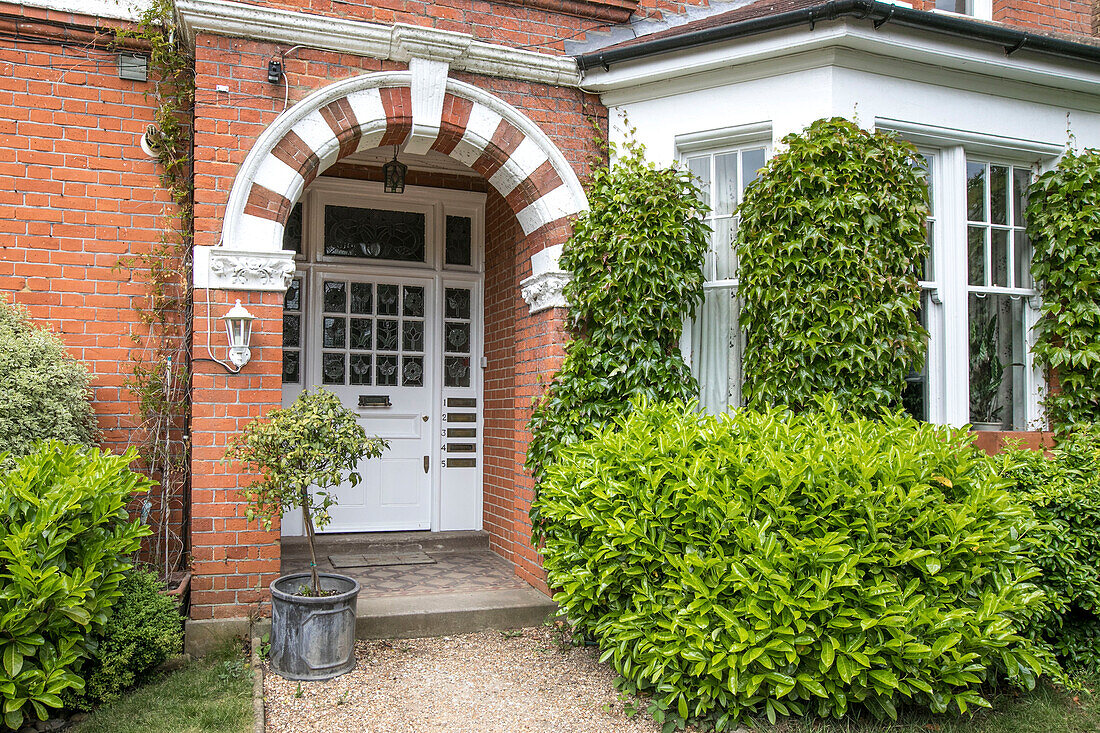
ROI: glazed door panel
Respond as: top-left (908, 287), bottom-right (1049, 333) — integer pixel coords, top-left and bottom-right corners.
top-left (309, 271), bottom-right (433, 531)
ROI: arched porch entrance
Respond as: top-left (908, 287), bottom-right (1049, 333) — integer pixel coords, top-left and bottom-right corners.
top-left (189, 66), bottom-right (586, 623)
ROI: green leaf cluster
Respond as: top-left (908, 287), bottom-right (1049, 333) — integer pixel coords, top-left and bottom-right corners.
top-left (998, 425), bottom-right (1100, 673)
top-left (736, 118), bottom-right (929, 414)
top-left (0, 443), bottom-right (153, 729)
top-left (1026, 149), bottom-right (1100, 428)
top-left (226, 389), bottom-right (387, 592)
top-left (0, 296), bottom-right (98, 460)
top-left (64, 568), bottom-right (184, 711)
top-left (526, 136), bottom-right (710, 522)
top-left (535, 399), bottom-right (1055, 729)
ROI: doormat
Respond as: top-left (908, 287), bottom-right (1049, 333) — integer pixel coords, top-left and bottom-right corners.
top-left (328, 551), bottom-right (436, 569)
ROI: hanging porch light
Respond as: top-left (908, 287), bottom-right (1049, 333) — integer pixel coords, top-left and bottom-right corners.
top-left (222, 299), bottom-right (256, 368)
top-left (382, 145), bottom-right (407, 194)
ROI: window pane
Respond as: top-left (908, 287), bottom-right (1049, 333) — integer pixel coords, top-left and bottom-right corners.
top-left (990, 165), bottom-right (1008, 225)
top-left (742, 148), bottom-right (766, 190)
top-left (323, 206), bottom-right (426, 262)
top-left (991, 229), bottom-right (1009, 287)
top-left (713, 153), bottom-right (739, 217)
top-left (322, 316), bottom-right (345, 349)
top-left (285, 278), bottom-right (302, 312)
top-left (350, 354), bottom-right (372, 386)
top-left (687, 156), bottom-right (711, 207)
top-left (445, 215), bottom-right (472, 266)
top-left (713, 218), bottom-right (737, 281)
top-left (969, 293), bottom-right (1028, 430)
top-left (282, 351), bottom-right (300, 384)
top-left (936, 0), bottom-right (967, 10)
top-left (283, 314), bottom-right (300, 349)
top-left (967, 162), bottom-right (986, 222)
top-left (350, 283), bottom-right (372, 314)
top-left (283, 202), bottom-right (303, 255)
top-left (902, 292), bottom-right (929, 421)
top-left (322, 353), bottom-right (345, 385)
top-left (1014, 231), bottom-right (1032, 289)
top-left (968, 226), bottom-right (986, 286)
top-left (691, 287), bottom-right (740, 414)
top-left (323, 281), bottom-right (346, 313)
top-left (1013, 168), bottom-right (1030, 227)
top-left (919, 220), bottom-right (934, 282)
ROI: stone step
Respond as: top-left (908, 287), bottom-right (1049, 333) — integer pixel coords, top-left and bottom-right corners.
top-left (281, 530), bottom-right (490, 566)
top-left (354, 588), bottom-right (558, 640)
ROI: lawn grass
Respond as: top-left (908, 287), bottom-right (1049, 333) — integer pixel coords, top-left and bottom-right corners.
top-left (762, 676), bottom-right (1100, 733)
top-left (72, 642), bottom-right (253, 733)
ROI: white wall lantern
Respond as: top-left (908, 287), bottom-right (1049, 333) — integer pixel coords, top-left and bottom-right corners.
top-left (222, 299), bottom-right (256, 368)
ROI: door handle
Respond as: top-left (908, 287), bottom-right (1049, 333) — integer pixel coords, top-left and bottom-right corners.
top-left (423, 455), bottom-right (429, 473)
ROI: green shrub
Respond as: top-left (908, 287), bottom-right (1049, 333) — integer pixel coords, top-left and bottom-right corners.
top-left (535, 399), bottom-right (1054, 729)
top-left (526, 136), bottom-right (709, 515)
top-left (66, 568), bottom-right (184, 711)
top-left (0, 296), bottom-right (97, 458)
top-left (0, 442), bottom-right (152, 729)
top-left (736, 118), bottom-right (929, 415)
top-left (999, 425), bottom-right (1100, 673)
top-left (1026, 149), bottom-right (1100, 429)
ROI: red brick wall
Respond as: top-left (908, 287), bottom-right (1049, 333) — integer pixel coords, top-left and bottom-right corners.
top-left (995, 0), bottom-right (1093, 35)
top-left (0, 3), bottom-right (189, 566)
top-left (0, 2), bottom-right (173, 448)
top-left (189, 288), bottom-right (283, 620)
top-left (483, 188), bottom-right (522, 564)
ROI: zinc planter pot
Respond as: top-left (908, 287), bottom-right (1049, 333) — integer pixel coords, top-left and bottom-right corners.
top-left (269, 571), bottom-right (360, 681)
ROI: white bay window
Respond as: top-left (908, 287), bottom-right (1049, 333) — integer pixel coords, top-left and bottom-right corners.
top-left (681, 127), bottom-right (1046, 430)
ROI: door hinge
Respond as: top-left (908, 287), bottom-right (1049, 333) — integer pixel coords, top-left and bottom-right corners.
top-left (423, 455), bottom-right (429, 473)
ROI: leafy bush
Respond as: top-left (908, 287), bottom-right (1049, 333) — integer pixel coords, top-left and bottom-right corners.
top-left (66, 568), bottom-right (184, 710)
top-left (1026, 149), bottom-right (1100, 428)
top-left (999, 425), bottom-right (1100, 672)
top-left (0, 443), bottom-right (152, 729)
top-left (526, 136), bottom-right (709, 513)
top-left (227, 388), bottom-right (387, 594)
top-left (0, 296), bottom-right (97, 458)
top-left (736, 118), bottom-right (929, 415)
top-left (535, 399), bottom-right (1053, 729)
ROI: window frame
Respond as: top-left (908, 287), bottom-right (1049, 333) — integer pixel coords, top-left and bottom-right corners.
top-left (677, 135), bottom-right (770, 414)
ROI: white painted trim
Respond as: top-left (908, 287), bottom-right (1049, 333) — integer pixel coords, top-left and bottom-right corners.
top-left (216, 70), bottom-right (587, 257)
top-left (193, 245), bottom-right (296, 291)
top-left (583, 21), bottom-right (1100, 101)
top-left (875, 118), bottom-right (1065, 160)
top-left (17, 0), bottom-right (146, 21)
top-left (675, 121), bottom-right (772, 153)
top-left (406, 58), bottom-right (451, 156)
top-left (175, 0), bottom-right (581, 87)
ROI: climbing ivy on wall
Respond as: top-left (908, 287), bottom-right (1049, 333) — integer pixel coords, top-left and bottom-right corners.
top-left (736, 117), bottom-right (929, 415)
top-left (526, 136), bottom-right (710, 529)
top-left (112, 0), bottom-right (196, 577)
top-left (1026, 148), bottom-right (1100, 429)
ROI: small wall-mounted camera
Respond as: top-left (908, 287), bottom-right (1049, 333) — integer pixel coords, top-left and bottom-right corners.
top-left (267, 59), bottom-right (283, 84)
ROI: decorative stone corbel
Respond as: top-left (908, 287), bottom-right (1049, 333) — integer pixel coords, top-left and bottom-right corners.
top-left (521, 244), bottom-right (571, 314)
top-left (193, 246), bottom-right (296, 292)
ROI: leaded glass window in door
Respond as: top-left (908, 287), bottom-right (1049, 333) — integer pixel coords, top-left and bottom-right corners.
top-left (320, 278), bottom-right (426, 388)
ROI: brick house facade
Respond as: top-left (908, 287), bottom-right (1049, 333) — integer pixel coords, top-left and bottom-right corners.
top-left (3, 0), bottom-right (1100, 637)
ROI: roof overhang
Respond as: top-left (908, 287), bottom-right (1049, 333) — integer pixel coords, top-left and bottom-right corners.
top-left (578, 11), bottom-right (1100, 101)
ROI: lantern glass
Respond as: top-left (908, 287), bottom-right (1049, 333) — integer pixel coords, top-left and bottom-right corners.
top-left (383, 148), bottom-right (407, 194)
top-left (221, 299), bottom-right (256, 368)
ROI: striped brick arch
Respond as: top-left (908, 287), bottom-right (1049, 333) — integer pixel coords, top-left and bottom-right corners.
top-left (220, 71), bottom-right (588, 252)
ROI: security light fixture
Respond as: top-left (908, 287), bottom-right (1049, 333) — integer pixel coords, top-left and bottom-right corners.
top-left (222, 299), bottom-right (256, 368)
top-left (267, 59), bottom-right (284, 84)
top-left (382, 145), bottom-right (407, 194)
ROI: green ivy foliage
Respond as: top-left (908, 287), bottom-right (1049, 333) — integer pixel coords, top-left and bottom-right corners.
top-left (226, 389), bottom-right (387, 593)
top-left (0, 296), bottom-right (97, 459)
top-left (1026, 149), bottom-right (1100, 428)
top-left (0, 443), bottom-right (153, 729)
top-left (736, 118), bottom-right (929, 414)
top-left (65, 568), bottom-right (184, 711)
top-left (536, 399), bottom-right (1054, 730)
top-left (999, 425), bottom-right (1100, 673)
top-left (526, 138), bottom-right (710, 523)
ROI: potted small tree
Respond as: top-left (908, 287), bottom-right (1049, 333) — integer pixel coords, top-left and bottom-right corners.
top-left (226, 388), bottom-right (387, 681)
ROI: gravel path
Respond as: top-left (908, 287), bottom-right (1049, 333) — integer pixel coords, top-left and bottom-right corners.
top-left (264, 626), bottom-right (674, 733)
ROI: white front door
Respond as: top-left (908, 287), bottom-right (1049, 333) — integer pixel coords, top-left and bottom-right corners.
top-left (277, 179), bottom-right (486, 536)
top-left (311, 272), bottom-right (434, 531)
